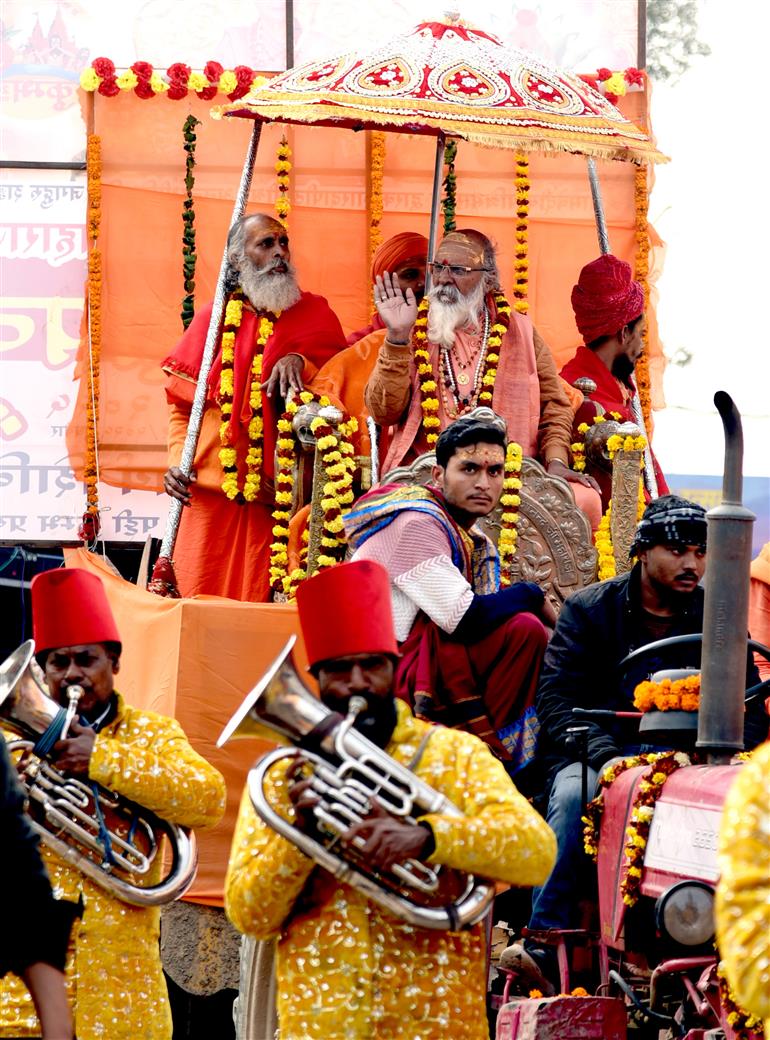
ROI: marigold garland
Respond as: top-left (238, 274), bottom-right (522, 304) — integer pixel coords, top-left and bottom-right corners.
top-left (441, 139), bottom-right (458, 233)
top-left (633, 163), bottom-right (652, 430)
top-left (269, 392), bottom-right (358, 598)
top-left (594, 431), bottom-right (647, 580)
top-left (217, 291), bottom-right (274, 502)
top-left (583, 753), bottom-right (658, 860)
top-left (413, 290), bottom-right (511, 445)
top-left (513, 152), bottom-right (530, 315)
top-left (582, 750), bottom-right (691, 907)
top-left (717, 962), bottom-right (764, 1039)
top-left (79, 58), bottom-right (268, 100)
top-left (620, 750), bottom-right (692, 906)
top-left (275, 135), bottom-right (291, 226)
top-left (180, 115), bottom-right (201, 330)
top-left (570, 410), bottom-right (622, 472)
top-left (633, 673), bottom-right (700, 712)
top-left (499, 441), bottom-right (523, 586)
top-left (80, 133), bottom-right (102, 541)
top-left (368, 131), bottom-right (386, 278)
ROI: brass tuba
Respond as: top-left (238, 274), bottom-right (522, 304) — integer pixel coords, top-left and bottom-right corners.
top-left (0, 641), bottom-right (197, 907)
top-left (218, 636), bottom-right (495, 931)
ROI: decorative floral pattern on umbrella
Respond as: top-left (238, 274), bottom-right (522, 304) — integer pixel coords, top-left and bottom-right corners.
top-left (217, 17), bottom-right (666, 164)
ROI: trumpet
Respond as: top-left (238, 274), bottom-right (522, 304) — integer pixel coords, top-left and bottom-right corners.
top-left (218, 636), bottom-right (495, 931)
top-left (0, 641), bottom-right (197, 908)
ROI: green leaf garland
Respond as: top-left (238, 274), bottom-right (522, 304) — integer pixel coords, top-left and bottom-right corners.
top-left (180, 114), bottom-right (201, 330)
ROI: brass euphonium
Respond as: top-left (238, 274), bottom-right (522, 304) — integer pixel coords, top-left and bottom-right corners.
top-left (218, 636), bottom-right (495, 931)
top-left (0, 641), bottom-right (197, 907)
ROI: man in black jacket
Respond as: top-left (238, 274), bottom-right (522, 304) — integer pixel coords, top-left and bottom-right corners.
top-left (501, 494), bottom-right (768, 992)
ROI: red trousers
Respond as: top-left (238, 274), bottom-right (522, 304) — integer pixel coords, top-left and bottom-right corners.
top-left (395, 611), bottom-right (548, 759)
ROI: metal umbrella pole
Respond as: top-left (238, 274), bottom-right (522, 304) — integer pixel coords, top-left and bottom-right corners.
top-left (149, 121), bottom-right (263, 596)
top-left (424, 131), bottom-right (447, 293)
top-left (587, 155), bottom-right (659, 499)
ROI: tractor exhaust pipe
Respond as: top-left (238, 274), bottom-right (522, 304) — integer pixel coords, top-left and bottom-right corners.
top-left (696, 392), bottom-right (756, 763)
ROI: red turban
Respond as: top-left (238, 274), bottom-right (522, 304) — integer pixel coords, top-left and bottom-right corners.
top-left (296, 560), bottom-right (398, 668)
top-left (571, 254), bottom-right (645, 344)
top-left (32, 569), bottom-right (122, 655)
top-left (370, 232), bottom-right (428, 282)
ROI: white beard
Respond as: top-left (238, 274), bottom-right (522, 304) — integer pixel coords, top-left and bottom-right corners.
top-left (239, 260), bottom-right (302, 314)
top-left (426, 280), bottom-right (486, 349)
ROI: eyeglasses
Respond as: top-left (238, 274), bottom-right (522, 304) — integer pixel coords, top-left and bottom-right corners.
top-left (428, 261), bottom-right (490, 277)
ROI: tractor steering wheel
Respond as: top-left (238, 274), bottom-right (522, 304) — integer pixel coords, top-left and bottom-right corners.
top-left (619, 634), bottom-right (770, 701)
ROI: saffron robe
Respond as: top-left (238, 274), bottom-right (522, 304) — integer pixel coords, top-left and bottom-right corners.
top-left (225, 699), bottom-right (556, 1040)
top-left (162, 292), bottom-right (345, 601)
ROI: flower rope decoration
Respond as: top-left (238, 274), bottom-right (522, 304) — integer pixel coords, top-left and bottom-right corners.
top-left (217, 292), bottom-right (274, 502)
top-left (368, 131), bottom-right (386, 280)
top-left (594, 431), bottom-right (647, 580)
top-left (717, 962), bottom-right (764, 1040)
top-left (633, 673), bottom-right (700, 713)
top-left (269, 392), bottom-right (358, 598)
top-left (180, 114), bottom-right (201, 330)
top-left (582, 753), bottom-right (659, 861)
top-left (499, 441), bottom-right (523, 586)
top-left (413, 290), bottom-right (511, 446)
top-left (513, 152), bottom-right (530, 314)
top-left (620, 750), bottom-right (691, 906)
top-left (441, 139), bottom-right (457, 233)
top-left (80, 133), bottom-right (103, 543)
top-left (633, 163), bottom-right (653, 429)
top-left (570, 410), bottom-right (622, 472)
top-left (275, 135), bottom-right (291, 226)
top-left (79, 58), bottom-right (267, 100)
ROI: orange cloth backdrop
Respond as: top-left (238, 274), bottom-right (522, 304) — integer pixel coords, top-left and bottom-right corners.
top-left (63, 547), bottom-right (312, 906)
top-left (66, 88), bottom-right (663, 490)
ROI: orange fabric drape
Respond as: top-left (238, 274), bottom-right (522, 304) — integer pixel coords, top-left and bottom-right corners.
top-left (67, 89), bottom-right (663, 492)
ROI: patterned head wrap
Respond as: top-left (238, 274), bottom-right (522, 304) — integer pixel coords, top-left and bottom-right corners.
top-left (630, 495), bottom-right (708, 557)
top-left (571, 254), bottom-right (645, 344)
top-left (370, 232), bottom-right (428, 282)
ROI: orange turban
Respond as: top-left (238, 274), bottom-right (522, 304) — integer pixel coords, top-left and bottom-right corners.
top-left (571, 254), bottom-right (644, 344)
top-left (370, 232), bottom-right (428, 283)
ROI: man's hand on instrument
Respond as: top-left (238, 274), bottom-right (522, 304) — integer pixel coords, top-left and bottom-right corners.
top-left (342, 798), bottom-right (433, 871)
top-left (163, 466), bottom-right (196, 505)
top-left (52, 720), bottom-right (96, 778)
top-left (286, 758), bottom-right (321, 833)
top-left (547, 458), bottom-right (601, 494)
top-left (375, 271), bottom-right (418, 344)
top-left (262, 353), bottom-right (305, 399)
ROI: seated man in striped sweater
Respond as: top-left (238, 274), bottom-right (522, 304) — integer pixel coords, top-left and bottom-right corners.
top-left (345, 414), bottom-right (555, 774)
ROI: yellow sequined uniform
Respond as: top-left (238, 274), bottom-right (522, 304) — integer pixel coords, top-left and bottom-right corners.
top-left (0, 692), bottom-right (226, 1040)
top-left (226, 700), bottom-right (556, 1040)
top-left (716, 739), bottom-right (770, 1037)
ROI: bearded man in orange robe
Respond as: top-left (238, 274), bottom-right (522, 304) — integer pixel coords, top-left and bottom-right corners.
top-left (161, 213), bottom-right (346, 601)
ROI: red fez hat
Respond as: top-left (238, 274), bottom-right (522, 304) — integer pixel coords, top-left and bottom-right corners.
top-left (32, 569), bottom-right (122, 655)
top-left (571, 254), bottom-right (645, 344)
top-left (295, 560), bottom-right (398, 669)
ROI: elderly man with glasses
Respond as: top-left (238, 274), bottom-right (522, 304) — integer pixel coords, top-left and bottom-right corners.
top-left (364, 229), bottom-right (601, 526)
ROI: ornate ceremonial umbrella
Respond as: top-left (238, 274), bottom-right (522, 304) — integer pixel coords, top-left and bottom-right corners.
top-left (150, 16), bottom-right (665, 594)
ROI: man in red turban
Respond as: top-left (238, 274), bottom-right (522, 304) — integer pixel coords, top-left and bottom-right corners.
top-left (560, 254), bottom-right (668, 506)
top-left (224, 559), bottom-right (556, 1040)
top-left (346, 232), bottom-right (428, 346)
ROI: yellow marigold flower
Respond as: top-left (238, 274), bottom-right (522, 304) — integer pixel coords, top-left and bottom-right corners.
top-left (422, 380), bottom-right (437, 393)
top-left (117, 70), bottom-right (138, 91)
top-left (79, 68), bottom-right (101, 91)
top-left (275, 160), bottom-right (291, 173)
top-left (325, 516), bottom-right (345, 534)
top-left (604, 72), bottom-right (627, 96)
top-left (149, 72), bottom-right (167, 93)
top-left (219, 447), bottom-right (237, 467)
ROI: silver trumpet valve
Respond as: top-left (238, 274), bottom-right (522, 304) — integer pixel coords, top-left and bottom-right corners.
top-left (60, 684), bottom-right (84, 740)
